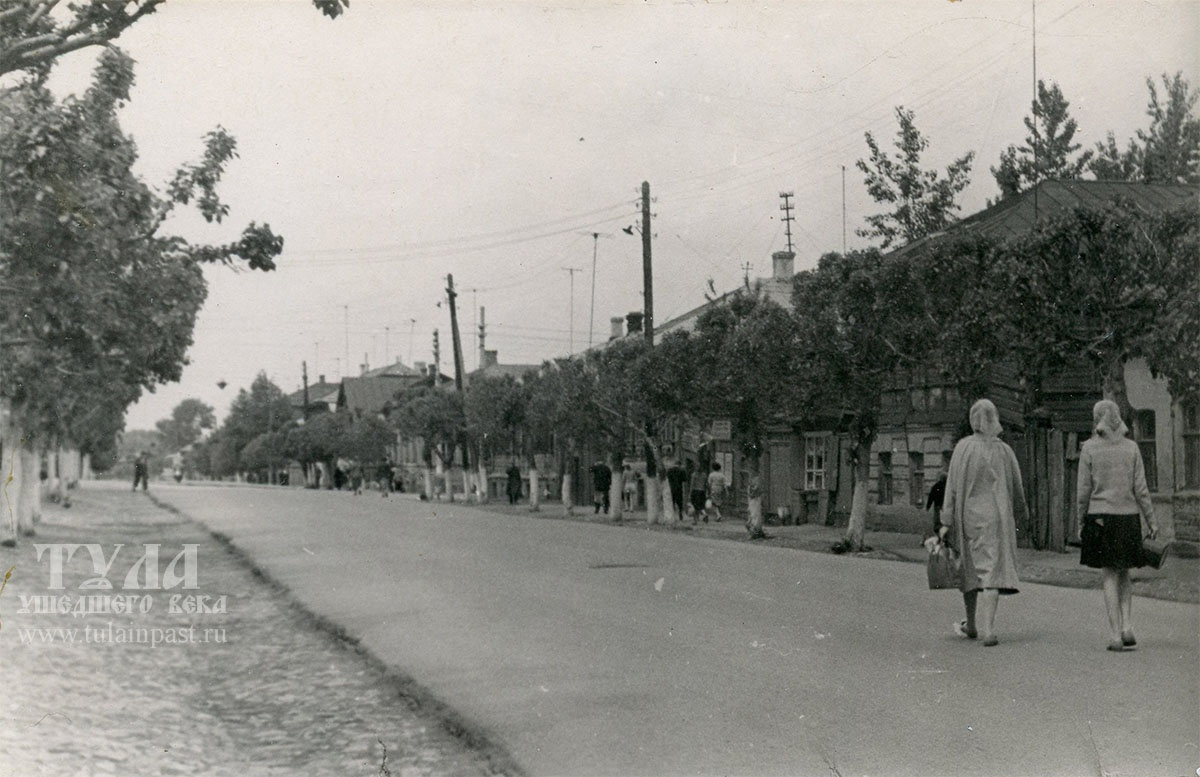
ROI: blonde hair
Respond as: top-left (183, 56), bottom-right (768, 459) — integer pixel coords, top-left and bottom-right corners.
top-left (969, 398), bottom-right (1003, 438)
top-left (1093, 399), bottom-right (1128, 439)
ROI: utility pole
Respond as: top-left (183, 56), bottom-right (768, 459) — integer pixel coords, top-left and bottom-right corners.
top-left (343, 304), bottom-right (349, 382)
top-left (302, 360), bottom-right (310, 420)
top-left (561, 266), bottom-right (580, 353)
top-left (446, 275), bottom-right (467, 392)
top-left (384, 326), bottom-right (390, 366)
top-left (742, 261), bottom-right (753, 286)
top-left (641, 181), bottom-right (653, 346)
top-left (432, 329), bottom-right (440, 378)
top-left (478, 306), bottom-right (486, 367)
top-left (841, 165), bottom-right (848, 253)
top-left (1032, 0), bottom-right (1040, 221)
top-left (779, 191), bottom-right (795, 253)
top-left (409, 319), bottom-right (416, 366)
top-left (581, 231), bottom-right (612, 349)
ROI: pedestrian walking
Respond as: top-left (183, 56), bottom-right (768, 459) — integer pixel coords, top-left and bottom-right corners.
top-left (506, 463), bottom-right (523, 505)
top-left (926, 471), bottom-right (947, 536)
top-left (621, 464), bottom-right (638, 511)
top-left (939, 399), bottom-right (1027, 647)
top-left (1076, 399), bottom-right (1158, 652)
top-left (665, 456), bottom-right (687, 522)
top-left (706, 462), bottom-right (726, 522)
top-left (132, 451), bottom-right (149, 492)
top-left (688, 461), bottom-right (708, 524)
top-left (590, 460), bottom-right (612, 515)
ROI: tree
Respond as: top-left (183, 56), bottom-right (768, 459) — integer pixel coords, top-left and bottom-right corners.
top-left (155, 399), bottom-right (216, 452)
top-left (390, 385), bottom-right (466, 500)
top-left (219, 373), bottom-right (293, 472)
top-left (1090, 72), bottom-right (1200, 185)
top-left (992, 80), bottom-right (1093, 199)
top-left (994, 201), bottom-right (1199, 416)
top-left (794, 249), bottom-right (932, 552)
top-left (694, 293), bottom-right (804, 535)
top-left (464, 373), bottom-right (530, 504)
top-left (856, 106), bottom-right (975, 249)
top-left (0, 0), bottom-right (348, 77)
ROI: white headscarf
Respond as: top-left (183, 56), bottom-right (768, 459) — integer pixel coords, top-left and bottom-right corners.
top-left (1093, 399), bottom-right (1128, 439)
top-left (969, 398), bottom-right (1003, 438)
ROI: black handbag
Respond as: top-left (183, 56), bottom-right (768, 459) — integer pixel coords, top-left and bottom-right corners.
top-left (1142, 536), bottom-right (1170, 570)
top-left (927, 538), bottom-right (963, 590)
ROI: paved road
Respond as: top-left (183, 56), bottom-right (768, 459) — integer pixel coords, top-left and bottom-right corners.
top-left (156, 484), bottom-right (1199, 777)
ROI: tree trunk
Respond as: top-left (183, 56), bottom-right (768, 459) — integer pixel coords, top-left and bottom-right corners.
top-left (843, 440), bottom-right (873, 551)
top-left (422, 464), bottom-right (433, 500)
top-left (661, 473), bottom-right (677, 523)
top-left (82, 452), bottom-right (93, 481)
top-left (745, 453), bottom-right (764, 536)
top-left (528, 465), bottom-right (541, 512)
top-left (476, 457), bottom-right (489, 504)
top-left (1, 421), bottom-right (18, 544)
top-left (561, 472), bottom-right (574, 515)
top-left (644, 475), bottom-right (661, 525)
top-left (608, 458), bottom-right (624, 521)
top-left (1101, 357), bottom-right (1132, 422)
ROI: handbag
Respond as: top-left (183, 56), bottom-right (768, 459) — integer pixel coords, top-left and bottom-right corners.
top-left (1142, 536), bottom-right (1170, 570)
top-left (927, 538), bottom-right (963, 590)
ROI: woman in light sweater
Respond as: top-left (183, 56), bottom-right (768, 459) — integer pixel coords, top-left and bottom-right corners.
top-left (1076, 399), bottom-right (1158, 652)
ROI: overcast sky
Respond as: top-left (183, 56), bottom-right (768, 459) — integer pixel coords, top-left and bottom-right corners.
top-left (46, 0), bottom-right (1198, 429)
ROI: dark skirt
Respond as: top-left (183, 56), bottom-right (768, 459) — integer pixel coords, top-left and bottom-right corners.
top-left (690, 490), bottom-right (707, 512)
top-left (1080, 513), bottom-right (1145, 569)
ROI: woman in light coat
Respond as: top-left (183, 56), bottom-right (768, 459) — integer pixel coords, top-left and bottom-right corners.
top-left (1076, 399), bottom-right (1157, 652)
top-left (940, 399), bottom-right (1027, 646)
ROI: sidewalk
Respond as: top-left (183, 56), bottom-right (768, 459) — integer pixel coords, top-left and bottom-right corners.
top-left (456, 497), bottom-right (1200, 604)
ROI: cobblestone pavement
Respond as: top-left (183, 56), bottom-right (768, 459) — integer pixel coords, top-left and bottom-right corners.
top-left (0, 488), bottom-right (510, 777)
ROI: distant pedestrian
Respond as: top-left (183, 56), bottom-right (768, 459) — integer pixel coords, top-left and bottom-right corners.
top-left (939, 399), bottom-right (1027, 647)
top-left (621, 464), bottom-right (638, 511)
top-left (688, 460), bottom-right (708, 523)
top-left (706, 462), bottom-right (726, 522)
top-left (1076, 399), bottom-right (1158, 652)
top-left (665, 456), bottom-right (687, 522)
top-left (926, 471), bottom-right (947, 536)
top-left (132, 452), bottom-right (149, 492)
top-left (506, 463), bottom-right (523, 505)
top-left (376, 459), bottom-right (393, 497)
top-left (591, 460), bottom-right (612, 515)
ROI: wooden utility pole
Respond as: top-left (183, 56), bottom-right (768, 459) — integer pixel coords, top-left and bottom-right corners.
top-left (779, 191), bottom-right (795, 253)
top-left (641, 181), bottom-right (653, 345)
top-left (302, 360), bottom-right (310, 420)
top-left (561, 266), bottom-right (580, 353)
top-left (446, 274), bottom-right (466, 392)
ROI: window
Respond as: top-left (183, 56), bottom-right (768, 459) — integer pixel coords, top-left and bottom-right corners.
top-left (1184, 402), bottom-right (1200, 490)
top-left (878, 452), bottom-right (893, 505)
top-left (1131, 410), bottom-right (1157, 492)
top-left (804, 435), bottom-right (826, 491)
top-left (909, 451), bottom-right (925, 507)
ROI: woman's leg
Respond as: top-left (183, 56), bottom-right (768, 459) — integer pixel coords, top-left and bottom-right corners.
top-left (1117, 568), bottom-right (1135, 643)
top-left (1101, 568), bottom-right (1122, 645)
top-left (961, 590), bottom-right (979, 638)
top-left (978, 589), bottom-right (1000, 645)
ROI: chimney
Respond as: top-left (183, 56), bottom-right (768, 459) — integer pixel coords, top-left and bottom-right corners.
top-left (772, 250), bottom-right (795, 280)
top-left (609, 316), bottom-right (624, 341)
top-left (318, 374), bottom-right (325, 384)
top-left (483, 349), bottom-right (498, 369)
top-left (625, 311), bottom-right (644, 335)
top-left (414, 361), bottom-right (426, 376)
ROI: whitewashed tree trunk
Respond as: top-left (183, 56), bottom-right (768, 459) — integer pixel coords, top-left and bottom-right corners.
top-left (608, 471), bottom-right (623, 521)
top-left (844, 475), bottom-right (870, 551)
top-left (422, 465), bottom-right (433, 500)
top-left (746, 494), bottom-right (764, 534)
top-left (528, 465), bottom-right (540, 512)
top-left (460, 467), bottom-right (471, 502)
top-left (476, 458), bottom-right (489, 504)
top-left (16, 442), bottom-right (37, 536)
top-left (661, 475), bottom-right (677, 523)
top-left (644, 474), bottom-right (661, 524)
top-left (561, 472), bottom-right (573, 515)
top-left (1, 422), bottom-right (18, 544)
top-left (434, 457), bottom-right (446, 500)
top-left (82, 452), bottom-right (93, 481)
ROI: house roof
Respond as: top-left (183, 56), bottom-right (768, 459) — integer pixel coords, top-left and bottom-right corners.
top-left (361, 360), bottom-right (423, 378)
top-left (287, 381), bottom-right (341, 409)
top-left (338, 376), bottom-right (416, 416)
top-left (919, 179), bottom-right (1196, 248)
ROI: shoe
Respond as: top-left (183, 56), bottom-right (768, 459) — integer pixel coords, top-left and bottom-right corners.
top-left (982, 636), bottom-right (999, 647)
top-left (1121, 631), bottom-right (1136, 647)
top-left (1106, 642), bottom-right (1126, 652)
top-left (954, 620), bottom-right (978, 640)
